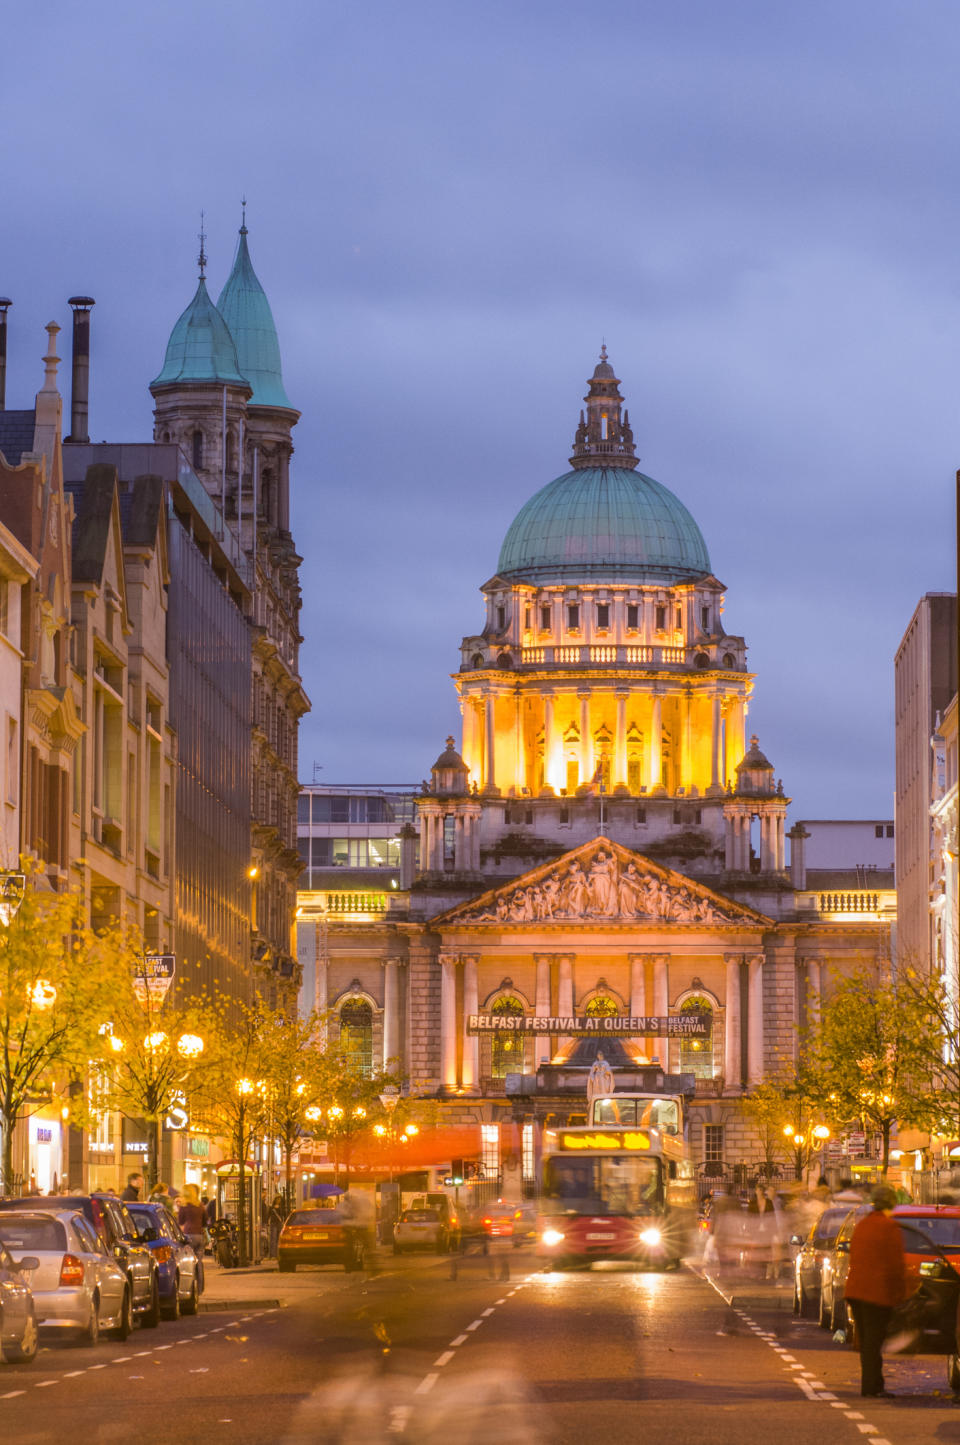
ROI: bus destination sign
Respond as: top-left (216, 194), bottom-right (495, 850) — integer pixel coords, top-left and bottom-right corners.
top-left (467, 1013), bottom-right (708, 1037)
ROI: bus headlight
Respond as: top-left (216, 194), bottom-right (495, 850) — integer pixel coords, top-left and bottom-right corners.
top-left (639, 1226), bottom-right (662, 1247)
top-left (541, 1228), bottom-right (565, 1247)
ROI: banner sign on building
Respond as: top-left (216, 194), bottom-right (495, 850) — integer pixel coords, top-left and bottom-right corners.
top-left (467, 1013), bottom-right (709, 1038)
top-left (133, 953), bottom-right (176, 1005)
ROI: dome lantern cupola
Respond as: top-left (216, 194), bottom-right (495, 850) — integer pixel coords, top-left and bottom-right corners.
top-left (570, 345), bottom-right (638, 471)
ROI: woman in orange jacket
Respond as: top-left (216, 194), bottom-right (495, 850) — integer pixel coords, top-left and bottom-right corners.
top-left (844, 1183), bottom-right (908, 1398)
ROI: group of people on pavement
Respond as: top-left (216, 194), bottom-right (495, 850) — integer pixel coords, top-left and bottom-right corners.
top-left (120, 1171), bottom-right (217, 1253)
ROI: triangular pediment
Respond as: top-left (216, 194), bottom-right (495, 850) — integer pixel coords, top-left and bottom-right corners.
top-left (433, 835), bottom-right (771, 928)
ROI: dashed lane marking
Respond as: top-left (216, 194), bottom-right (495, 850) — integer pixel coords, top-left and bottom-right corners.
top-left (481, 1308), bottom-right (495, 1317)
top-left (34, 1380), bottom-right (58, 1388)
top-left (1, 1390), bottom-right (25, 1398)
top-left (434, 1352), bottom-right (454, 1367)
top-left (449, 1334), bottom-right (468, 1346)
top-left (466, 1320), bottom-right (483, 1331)
top-left (414, 1373), bottom-right (438, 1395)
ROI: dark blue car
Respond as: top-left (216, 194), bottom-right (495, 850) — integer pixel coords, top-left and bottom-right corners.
top-left (127, 1203), bottom-right (204, 1319)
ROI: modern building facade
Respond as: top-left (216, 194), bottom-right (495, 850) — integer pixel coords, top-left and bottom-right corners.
top-left (895, 594), bottom-right (958, 970)
top-left (296, 352), bottom-right (895, 1190)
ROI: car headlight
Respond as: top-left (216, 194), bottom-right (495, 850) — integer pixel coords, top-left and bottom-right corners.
top-left (541, 1228), bottom-right (565, 1247)
top-left (639, 1227), bottom-right (662, 1247)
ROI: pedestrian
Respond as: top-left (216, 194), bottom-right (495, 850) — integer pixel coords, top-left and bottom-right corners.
top-left (267, 1193), bottom-right (286, 1257)
top-left (844, 1182), bottom-right (908, 1398)
top-left (150, 1180), bottom-right (176, 1218)
top-left (203, 1193), bottom-right (217, 1228)
top-left (177, 1183), bottom-right (206, 1253)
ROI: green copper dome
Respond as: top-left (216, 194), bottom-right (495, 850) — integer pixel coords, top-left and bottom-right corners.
top-left (151, 278), bottom-right (249, 390)
top-left (216, 228), bottom-right (293, 411)
top-left (497, 466), bottom-right (711, 585)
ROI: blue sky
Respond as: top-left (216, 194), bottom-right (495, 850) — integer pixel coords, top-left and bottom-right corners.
top-left (3, 1), bottom-right (957, 816)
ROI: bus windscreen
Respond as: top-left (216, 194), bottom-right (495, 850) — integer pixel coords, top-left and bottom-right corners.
top-left (543, 1156), bottom-right (662, 1215)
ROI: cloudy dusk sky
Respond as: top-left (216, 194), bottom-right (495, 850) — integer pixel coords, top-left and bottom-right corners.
top-left (3, 1), bottom-right (957, 819)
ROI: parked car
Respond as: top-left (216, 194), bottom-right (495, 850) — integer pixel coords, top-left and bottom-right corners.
top-left (819, 1204), bottom-right (869, 1331)
top-left (393, 1208), bottom-right (448, 1254)
top-left (0, 1237), bottom-right (38, 1363)
top-left (892, 1205), bottom-right (960, 1286)
top-left (407, 1193), bottom-right (460, 1250)
top-left (277, 1207), bottom-right (367, 1271)
top-left (793, 1205), bottom-right (855, 1319)
top-left (0, 1195), bottom-right (160, 1328)
top-left (126, 1202), bottom-right (204, 1319)
top-left (0, 1209), bottom-right (131, 1344)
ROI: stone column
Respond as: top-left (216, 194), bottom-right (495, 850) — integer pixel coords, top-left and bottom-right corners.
top-left (484, 695), bottom-right (498, 794)
top-left (534, 953), bottom-right (552, 1068)
top-left (629, 953), bottom-right (647, 1057)
top-left (314, 921), bottom-right (328, 1017)
top-left (557, 953), bottom-right (575, 1051)
top-left (579, 691), bottom-right (591, 784)
top-left (759, 813), bottom-right (773, 872)
top-left (805, 959), bottom-right (822, 1035)
top-left (709, 692), bottom-right (722, 794)
top-left (383, 957), bottom-right (401, 1069)
top-left (728, 695), bottom-right (746, 771)
top-left (747, 953), bottom-right (765, 1086)
top-left (789, 824), bottom-right (809, 890)
top-left (614, 691), bottom-right (628, 790)
top-left (723, 953), bottom-right (742, 1091)
top-left (774, 814), bottom-right (786, 871)
top-left (648, 693), bottom-right (662, 793)
top-left (652, 954), bottom-right (669, 1067)
top-left (680, 689), bottom-right (692, 792)
top-left (461, 954), bottom-right (479, 1092)
top-left (439, 953), bottom-right (459, 1091)
top-left (542, 693), bottom-right (555, 793)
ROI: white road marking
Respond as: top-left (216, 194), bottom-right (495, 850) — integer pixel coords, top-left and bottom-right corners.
top-left (63, 1370), bottom-right (84, 1377)
top-left (414, 1373), bottom-right (438, 1395)
top-left (88, 1363), bottom-right (107, 1370)
top-left (34, 1380), bottom-right (58, 1388)
top-left (387, 1405), bottom-right (411, 1435)
top-left (112, 1356), bottom-right (131, 1363)
top-left (449, 1334), bottom-right (468, 1346)
top-left (495, 1298), bottom-right (507, 1304)
top-left (434, 1351), bottom-right (454, 1366)
top-left (193, 1332), bottom-right (207, 1338)
top-left (481, 1308), bottom-right (495, 1317)
top-left (466, 1319), bottom-right (483, 1331)
top-left (1, 1390), bottom-right (25, 1398)
top-left (846, 1413), bottom-right (864, 1420)
top-left (856, 1426), bottom-right (878, 1436)
top-left (133, 1350), bottom-right (151, 1357)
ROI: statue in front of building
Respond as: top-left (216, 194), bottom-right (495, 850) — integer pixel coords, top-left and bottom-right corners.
top-left (586, 1050), bottom-right (615, 1111)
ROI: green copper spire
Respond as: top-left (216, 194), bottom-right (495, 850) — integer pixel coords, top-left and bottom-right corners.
top-left (216, 220), bottom-right (293, 411)
top-left (151, 276), bottom-right (249, 390)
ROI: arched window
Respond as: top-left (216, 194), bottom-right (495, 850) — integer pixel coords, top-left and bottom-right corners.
top-left (490, 995), bottom-right (525, 1079)
top-left (585, 994), bottom-right (618, 1017)
top-left (192, 430), bottom-right (204, 471)
top-left (339, 999), bottom-right (373, 1077)
top-left (679, 995), bottom-right (713, 1078)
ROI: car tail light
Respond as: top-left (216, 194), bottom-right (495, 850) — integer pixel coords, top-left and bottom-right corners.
top-left (59, 1254), bottom-right (85, 1287)
top-left (154, 1246), bottom-right (174, 1263)
top-left (283, 1227), bottom-right (303, 1241)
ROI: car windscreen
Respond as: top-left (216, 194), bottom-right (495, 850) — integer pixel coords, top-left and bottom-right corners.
top-left (0, 1215), bottom-right (67, 1251)
top-left (287, 1210), bottom-right (344, 1226)
top-left (128, 1208), bottom-right (167, 1238)
top-left (400, 1210), bottom-right (439, 1222)
top-left (543, 1156), bottom-right (662, 1215)
top-left (812, 1208), bottom-right (852, 1244)
top-left (898, 1218), bottom-right (960, 1253)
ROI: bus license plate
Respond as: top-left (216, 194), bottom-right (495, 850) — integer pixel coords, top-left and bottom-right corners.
top-left (587, 1232), bottom-right (616, 1241)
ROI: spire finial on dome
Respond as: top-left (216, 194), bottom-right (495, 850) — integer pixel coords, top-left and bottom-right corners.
top-left (241, 195), bottom-right (248, 236)
top-left (570, 346), bottom-right (639, 470)
top-left (197, 210), bottom-right (208, 280)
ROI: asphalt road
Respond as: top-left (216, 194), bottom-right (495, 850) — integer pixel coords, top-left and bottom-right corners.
top-left (3, 1252), bottom-right (960, 1444)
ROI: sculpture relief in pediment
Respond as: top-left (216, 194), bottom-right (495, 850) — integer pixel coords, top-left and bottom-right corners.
top-left (458, 845), bottom-right (744, 926)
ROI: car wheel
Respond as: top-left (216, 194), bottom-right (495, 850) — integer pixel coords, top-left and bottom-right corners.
top-left (76, 1297), bottom-right (100, 1347)
top-left (947, 1353), bottom-right (960, 1393)
top-left (162, 1275), bottom-right (181, 1321)
top-left (792, 1282), bottom-right (801, 1316)
top-left (278, 1258), bottom-right (295, 1273)
top-left (140, 1274), bottom-right (161, 1329)
top-left (6, 1304), bottom-right (38, 1364)
top-left (182, 1274), bottom-right (200, 1316)
top-left (109, 1287), bottom-right (133, 1341)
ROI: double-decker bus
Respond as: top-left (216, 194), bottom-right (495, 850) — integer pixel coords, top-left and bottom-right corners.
top-left (537, 1090), bottom-right (696, 1269)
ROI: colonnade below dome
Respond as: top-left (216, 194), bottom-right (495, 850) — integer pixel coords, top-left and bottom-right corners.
top-left (457, 678), bottom-right (749, 800)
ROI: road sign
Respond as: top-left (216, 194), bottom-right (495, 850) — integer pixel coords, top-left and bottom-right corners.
top-left (133, 953), bottom-right (176, 1005)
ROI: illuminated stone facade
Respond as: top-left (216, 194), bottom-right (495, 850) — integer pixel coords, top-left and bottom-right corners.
top-left (298, 353), bottom-right (894, 1188)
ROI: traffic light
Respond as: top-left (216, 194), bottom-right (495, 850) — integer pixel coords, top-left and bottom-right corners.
top-left (450, 1158), bottom-right (464, 1184)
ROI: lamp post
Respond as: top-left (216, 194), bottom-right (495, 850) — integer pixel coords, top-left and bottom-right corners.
top-left (377, 1087), bottom-right (400, 1242)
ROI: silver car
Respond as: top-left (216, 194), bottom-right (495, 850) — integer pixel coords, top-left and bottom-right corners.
top-left (0, 1237), bottom-right (38, 1363)
top-left (0, 1210), bottom-right (131, 1345)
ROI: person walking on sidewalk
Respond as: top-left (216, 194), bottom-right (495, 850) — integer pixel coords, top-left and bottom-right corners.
top-left (844, 1182), bottom-right (908, 1398)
